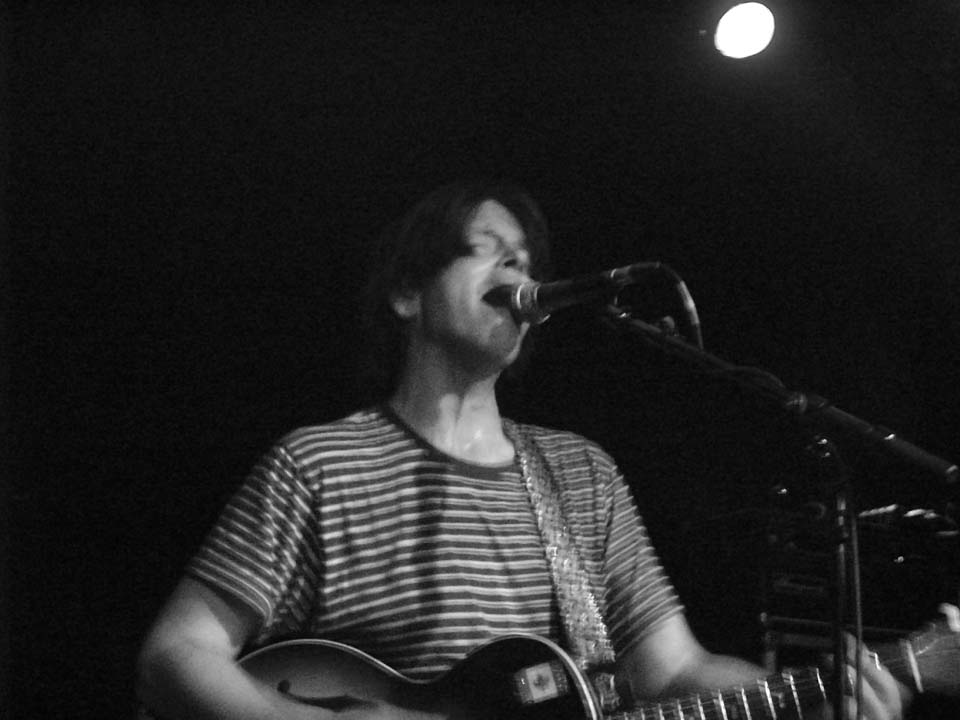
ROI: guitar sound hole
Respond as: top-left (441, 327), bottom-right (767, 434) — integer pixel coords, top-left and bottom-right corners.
top-left (276, 679), bottom-right (372, 711)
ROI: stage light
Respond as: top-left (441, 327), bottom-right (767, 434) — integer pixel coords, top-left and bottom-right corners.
top-left (714, 3), bottom-right (776, 59)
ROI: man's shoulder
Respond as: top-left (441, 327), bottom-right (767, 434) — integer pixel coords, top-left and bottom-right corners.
top-left (507, 419), bottom-right (615, 465)
top-left (283, 406), bottom-right (386, 435)
top-left (273, 406), bottom-right (400, 459)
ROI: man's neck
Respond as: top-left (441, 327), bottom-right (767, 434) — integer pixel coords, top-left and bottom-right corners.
top-left (388, 374), bottom-right (515, 466)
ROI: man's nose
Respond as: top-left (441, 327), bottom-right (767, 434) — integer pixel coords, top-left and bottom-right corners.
top-left (498, 252), bottom-right (530, 280)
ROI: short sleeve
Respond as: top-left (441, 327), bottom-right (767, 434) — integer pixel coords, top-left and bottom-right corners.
top-left (601, 467), bottom-right (684, 656)
top-left (186, 442), bottom-right (322, 636)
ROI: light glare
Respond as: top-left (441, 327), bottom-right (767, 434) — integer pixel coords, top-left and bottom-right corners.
top-left (714, 3), bottom-right (775, 59)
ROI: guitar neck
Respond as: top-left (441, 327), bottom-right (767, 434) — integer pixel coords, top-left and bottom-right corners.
top-left (624, 640), bottom-right (922, 720)
top-left (629, 667), bottom-right (826, 720)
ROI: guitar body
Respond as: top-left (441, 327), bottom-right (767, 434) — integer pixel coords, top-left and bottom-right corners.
top-left (239, 634), bottom-right (601, 720)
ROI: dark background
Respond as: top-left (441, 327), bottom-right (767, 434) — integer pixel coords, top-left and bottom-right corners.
top-left (5, 2), bottom-right (960, 717)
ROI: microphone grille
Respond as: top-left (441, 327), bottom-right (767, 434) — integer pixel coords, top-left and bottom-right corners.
top-left (515, 283), bottom-right (551, 324)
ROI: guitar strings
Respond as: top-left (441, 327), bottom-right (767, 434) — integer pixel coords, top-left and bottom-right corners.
top-left (630, 654), bottom-right (922, 720)
top-left (627, 627), bottom-right (957, 718)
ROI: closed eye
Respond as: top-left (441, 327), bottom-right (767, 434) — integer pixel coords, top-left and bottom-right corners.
top-left (469, 229), bottom-right (530, 273)
top-left (503, 255), bottom-right (531, 275)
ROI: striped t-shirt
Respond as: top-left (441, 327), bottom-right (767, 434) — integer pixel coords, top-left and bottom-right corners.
top-left (187, 406), bottom-right (682, 679)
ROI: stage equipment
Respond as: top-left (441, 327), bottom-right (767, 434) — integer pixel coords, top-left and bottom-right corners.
top-left (714, 3), bottom-right (776, 59)
top-left (486, 262), bottom-right (702, 348)
top-left (601, 272), bottom-right (957, 720)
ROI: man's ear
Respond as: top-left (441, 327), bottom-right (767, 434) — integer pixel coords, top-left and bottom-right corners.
top-left (389, 286), bottom-right (421, 320)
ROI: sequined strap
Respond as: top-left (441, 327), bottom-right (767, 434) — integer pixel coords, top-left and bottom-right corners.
top-left (502, 420), bottom-right (619, 711)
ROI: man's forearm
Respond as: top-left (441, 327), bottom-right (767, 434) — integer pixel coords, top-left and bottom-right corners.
top-left (660, 651), bottom-right (767, 699)
top-left (137, 640), bottom-right (327, 720)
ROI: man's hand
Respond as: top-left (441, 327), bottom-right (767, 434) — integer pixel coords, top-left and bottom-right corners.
top-left (822, 636), bottom-right (909, 720)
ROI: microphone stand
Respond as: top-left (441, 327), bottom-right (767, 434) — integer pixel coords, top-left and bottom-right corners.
top-left (807, 435), bottom-right (863, 720)
top-left (602, 304), bottom-right (957, 720)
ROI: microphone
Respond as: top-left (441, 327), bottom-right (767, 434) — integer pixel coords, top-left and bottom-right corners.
top-left (486, 261), bottom-right (663, 325)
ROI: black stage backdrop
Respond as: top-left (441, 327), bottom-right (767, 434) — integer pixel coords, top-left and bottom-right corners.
top-left (5, 3), bottom-right (960, 718)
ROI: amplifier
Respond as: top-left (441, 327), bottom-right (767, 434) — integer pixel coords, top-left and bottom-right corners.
top-left (677, 503), bottom-right (959, 660)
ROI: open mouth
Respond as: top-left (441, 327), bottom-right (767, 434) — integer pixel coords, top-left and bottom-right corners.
top-left (482, 285), bottom-right (523, 326)
top-left (482, 284), bottom-right (514, 309)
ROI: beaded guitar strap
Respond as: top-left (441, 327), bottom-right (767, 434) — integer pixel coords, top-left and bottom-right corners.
top-left (502, 420), bottom-right (621, 713)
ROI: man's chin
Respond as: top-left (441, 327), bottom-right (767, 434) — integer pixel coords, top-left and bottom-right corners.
top-left (488, 326), bottom-right (527, 365)
top-left (464, 343), bottom-right (524, 379)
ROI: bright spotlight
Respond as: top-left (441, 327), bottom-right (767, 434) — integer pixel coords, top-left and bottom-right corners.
top-left (714, 3), bottom-right (775, 59)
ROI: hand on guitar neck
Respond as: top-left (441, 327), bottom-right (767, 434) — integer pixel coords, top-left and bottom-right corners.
top-left (812, 604), bottom-right (960, 720)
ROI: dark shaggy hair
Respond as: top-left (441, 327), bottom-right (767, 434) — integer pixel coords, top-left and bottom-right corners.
top-left (356, 179), bottom-right (552, 403)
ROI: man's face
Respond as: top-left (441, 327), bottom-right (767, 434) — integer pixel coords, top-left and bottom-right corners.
top-left (403, 199), bottom-right (534, 375)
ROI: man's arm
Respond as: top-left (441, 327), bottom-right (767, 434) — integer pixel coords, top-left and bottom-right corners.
top-left (617, 614), bottom-right (906, 720)
top-left (136, 577), bottom-right (324, 720)
top-left (616, 613), bottom-right (764, 701)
